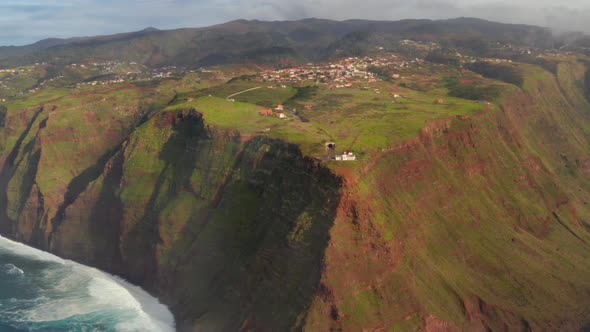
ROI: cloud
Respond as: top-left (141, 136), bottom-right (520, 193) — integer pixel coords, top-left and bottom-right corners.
top-left (0, 0), bottom-right (589, 46)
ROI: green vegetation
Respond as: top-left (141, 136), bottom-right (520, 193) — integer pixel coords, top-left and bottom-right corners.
top-left (512, 54), bottom-right (559, 74)
top-left (177, 78), bottom-right (297, 109)
top-left (166, 76), bottom-right (489, 157)
top-left (367, 66), bottom-right (392, 80)
top-left (169, 96), bottom-right (282, 133)
top-left (584, 66), bottom-right (590, 101)
top-left (444, 77), bottom-right (502, 100)
top-left (0, 104), bottom-right (5, 127)
top-left (466, 61), bottom-right (524, 87)
top-left (425, 50), bottom-right (461, 66)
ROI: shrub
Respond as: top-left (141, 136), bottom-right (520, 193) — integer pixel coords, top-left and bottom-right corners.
top-left (0, 105), bottom-right (6, 127)
top-left (466, 61), bottom-right (524, 87)
top-left (444, 77), bottom-right (501, 101)
top-left (425, 50), bottom-right (461, 66)
top-left (584, 67), bottom-right (590, 101)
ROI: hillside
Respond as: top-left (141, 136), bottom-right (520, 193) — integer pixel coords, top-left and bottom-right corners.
top-left (0, 18), bottom-right (554, 68)
top-left (2, 19), bottom-right (590, 331)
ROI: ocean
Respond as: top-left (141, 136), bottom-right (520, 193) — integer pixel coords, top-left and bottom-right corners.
top-left (0, 236), bottom-right (175, 332)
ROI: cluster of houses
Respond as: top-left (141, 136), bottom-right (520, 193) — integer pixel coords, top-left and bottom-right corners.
top-left (258, 62), bottom-right (377, 86)
top-left (0, 65), bottom-right (42, 96)
top-left (69, 62), bottom-right (181, 88)
top-left (76, 78), bottom-right (126, 88)
top-left (257, 54), bottom-right (429, 88)
top-left (259, 104), bottom-right (288, 119)
top-left (257, 55), bottom-right (411, 86)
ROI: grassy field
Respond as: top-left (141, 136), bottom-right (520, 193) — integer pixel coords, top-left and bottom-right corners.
top-left (168, 73), bottom-right (494, 158)
top-left (0, 60), bottom-right (501, 163)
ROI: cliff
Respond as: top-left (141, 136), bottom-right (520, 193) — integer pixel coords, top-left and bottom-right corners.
top-left (0, 98), bottom-right (342, 330)
top-left (305, 61), bottom-right (590, 331)
top-left (2, 59), bottom-right (590, 331)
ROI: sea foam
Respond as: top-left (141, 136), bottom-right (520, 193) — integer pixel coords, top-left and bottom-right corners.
top-left (0, 235), bottom-right (175, 332)
top-left (1, 263), bottom-right (24, 276)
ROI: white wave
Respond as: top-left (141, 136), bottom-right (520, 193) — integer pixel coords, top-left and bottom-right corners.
top-left (0, 236), bottom-right (64, 264)
top-left (0, 235), bottom-right (176, 331)
top-left (85, 271), bottom-right (176, 332)
top-left (2, 263), bottom-right (24, 276)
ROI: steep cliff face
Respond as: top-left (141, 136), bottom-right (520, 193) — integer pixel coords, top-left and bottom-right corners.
top-left (2, 59), bottom-right (590, 332)
top-left (305, 61), bottom-right (590, 331)
top-left (54, 110), bottom-right (342, 331)
top-left (0, 104), bottom-right (342, 331)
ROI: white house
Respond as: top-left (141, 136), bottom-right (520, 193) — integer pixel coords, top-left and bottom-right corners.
top-left (278, 113), bottom-right (287, 119)
top-left (334, 152), bottom-right (356, 161)
top-left (342, 152), bottom-right (357, 161)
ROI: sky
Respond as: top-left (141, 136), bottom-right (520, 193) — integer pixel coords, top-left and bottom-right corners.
top-left (1, 0), bottom-right (590, 46)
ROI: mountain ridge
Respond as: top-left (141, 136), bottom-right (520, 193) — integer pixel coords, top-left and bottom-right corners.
top-left (0, 17), bottom-right (560, 68)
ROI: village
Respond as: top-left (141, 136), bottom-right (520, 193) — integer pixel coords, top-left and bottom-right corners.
top-left (74, 63), bottom-right (180, 88)
top-left (256, 54), bottom-right (428, 87)
top-left (254, 43), bottom-right (563, 89)
top-left (247, 44), bottom-right (569, 162)
top-left (0, 40), bottom-right (575, 101)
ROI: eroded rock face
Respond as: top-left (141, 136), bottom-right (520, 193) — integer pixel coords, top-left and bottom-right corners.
top-left (0, 107), bottom-right (343, 331)
top-left (304, 62), bottom-right (590, 331)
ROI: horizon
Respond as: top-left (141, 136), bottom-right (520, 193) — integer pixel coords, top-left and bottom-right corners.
top-left (0, 0), bottom-right (589, 46)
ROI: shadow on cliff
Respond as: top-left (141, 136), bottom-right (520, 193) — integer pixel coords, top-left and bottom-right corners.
top-left (164, 136), bottom-right (342, 332)
top-left (0, 107), bottom-right (44, 236)
top-left (123, 110), bottom-right (343, 331)
top-left (120, 109), bottom-right (208, 285)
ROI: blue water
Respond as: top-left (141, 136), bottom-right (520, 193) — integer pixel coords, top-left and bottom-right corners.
top-left (0, 236), bottom-right (175, 332)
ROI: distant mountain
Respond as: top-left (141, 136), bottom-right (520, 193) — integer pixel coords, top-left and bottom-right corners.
top-left (0, 38), bottom-right (70, 60)
top-left (0, 18), bottom-right (559, 68)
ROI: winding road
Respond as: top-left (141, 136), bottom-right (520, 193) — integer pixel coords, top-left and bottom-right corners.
top-left (226, 86), bottom-right (262, 100)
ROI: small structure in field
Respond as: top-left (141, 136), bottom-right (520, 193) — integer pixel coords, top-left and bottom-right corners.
top-left (277, 112), bottom-right (287, 119)
top-left (275, 104), bottom-right (285, 111)
top-left (259, 109), bottom-right (273, 116)
top-left (325, 142), bottom-right (336, 160)
top-left (435, 99), bottom-right (444, 104)
top-left (325, 141), bottom-right (357, 161)
top-left (338, 152), bottom-right (357, 161)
